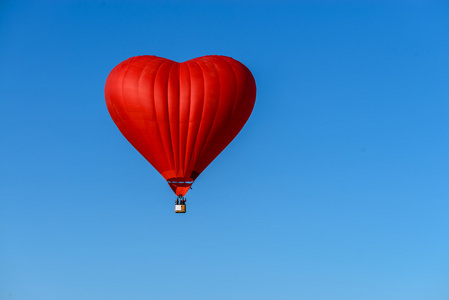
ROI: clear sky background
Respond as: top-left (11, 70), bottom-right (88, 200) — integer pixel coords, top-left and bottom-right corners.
top-left (1, 1), bottom-right (449, 299)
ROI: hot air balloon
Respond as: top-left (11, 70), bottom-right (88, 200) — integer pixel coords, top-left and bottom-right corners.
top-left (105, 55), bottom-right (256, 213)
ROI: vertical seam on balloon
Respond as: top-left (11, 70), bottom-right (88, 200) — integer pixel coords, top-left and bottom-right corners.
top-left (116, 59), bottom-right (136, 140)
top-left (223, 57), bottom-right (241, 116)
top-left (153, 60), bottom-right (173, 174)
top-left (105, 67), bottom-right (121, 121)
top-left (136, 60), bottom-right (146, 120)
top-left (149, 58), bottom-right (172, 173)
top-left (183, 61), bottom-right (192, 176)
top-left (195, 57), bottom-right (221, 164)
top-left (106, 64), bottom-right (132, 139)
top-left (164, 61), bottom-right (176, 172)
top-left (203, 56), bottom-right (238, 164)
top-left (137, 57), bottom-right (162, 164)
top-left (207, 56), bottom-right (236, 141)
top-left (186, 60), bottom-right (204, 172)
top-left (108, 77), bottom-right (122, 124)
top-left (167, 62), bottom-right (177, 175)
top-left (133, 59), bottom-right (146, 156)
top-left (120, 59), bottom-right (133, 120)
top-left (176, 63), bottom-right (184, 174)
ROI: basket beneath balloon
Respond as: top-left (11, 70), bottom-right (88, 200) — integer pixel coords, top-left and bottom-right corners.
top-left (175, 204), bottom-right (186, 213)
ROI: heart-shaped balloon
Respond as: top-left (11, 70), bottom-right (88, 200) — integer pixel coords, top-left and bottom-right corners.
top-left (105, 55), bottom-right (256, 196)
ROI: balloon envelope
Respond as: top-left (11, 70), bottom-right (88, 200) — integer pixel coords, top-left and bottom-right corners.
top-left (105, 55), bottom-right (256, 196)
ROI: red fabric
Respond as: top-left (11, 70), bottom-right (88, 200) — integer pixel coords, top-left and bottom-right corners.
top-left (105, 55), bottom-right (256, 196)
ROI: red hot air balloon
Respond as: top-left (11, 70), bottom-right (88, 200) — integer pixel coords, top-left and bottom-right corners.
top-left (105, 55), bottom-right (256, 211)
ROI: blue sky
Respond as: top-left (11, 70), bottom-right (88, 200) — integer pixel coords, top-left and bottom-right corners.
top-left (1, 1), bottom-right (449, 299)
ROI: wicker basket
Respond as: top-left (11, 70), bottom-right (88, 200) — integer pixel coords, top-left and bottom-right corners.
top-left (175, 204), bottom-right (186, 213)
